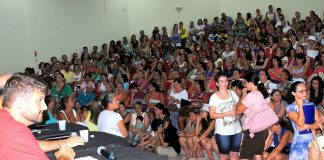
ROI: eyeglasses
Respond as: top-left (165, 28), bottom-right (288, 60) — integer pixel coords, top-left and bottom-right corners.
top-left (295, 90), bottom-right (308, 94)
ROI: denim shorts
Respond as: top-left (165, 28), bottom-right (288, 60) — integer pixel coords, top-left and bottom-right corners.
top-left (215, 132), bottom-right (242, 154)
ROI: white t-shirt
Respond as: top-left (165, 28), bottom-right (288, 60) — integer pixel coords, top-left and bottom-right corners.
top-left (131, 112), bottom-right (151, 131)
top-left (209, 90), bottom-right (242, 135)
top-left (221, 51), bottom-right (235, 60)
top-left (98, 110), bottom-right (124, 138)
top-left (169, 89), bottom-right (188, 109)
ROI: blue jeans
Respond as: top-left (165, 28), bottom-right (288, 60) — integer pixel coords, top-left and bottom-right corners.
top-left (215, 132), bottom-right (242, 154)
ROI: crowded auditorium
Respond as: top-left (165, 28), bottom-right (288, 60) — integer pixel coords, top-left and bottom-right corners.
top-left (0, 0), bottom-right (324, 160)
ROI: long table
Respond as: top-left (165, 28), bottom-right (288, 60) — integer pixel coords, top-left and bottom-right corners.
top-left (32, 123), bottom-right (167, 160)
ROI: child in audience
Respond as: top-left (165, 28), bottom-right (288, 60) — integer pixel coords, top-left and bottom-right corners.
top-left (131, 116), bottom-right (144, 146)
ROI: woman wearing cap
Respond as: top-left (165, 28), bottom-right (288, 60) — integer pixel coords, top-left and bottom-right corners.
top-left (209, 72), bottom-right (242, 160)
top-left (305, 35), bottom-right (320, 77)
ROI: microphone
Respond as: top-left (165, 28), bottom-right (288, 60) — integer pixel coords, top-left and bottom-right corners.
top-left (97, 146), bottom-right (116, 160)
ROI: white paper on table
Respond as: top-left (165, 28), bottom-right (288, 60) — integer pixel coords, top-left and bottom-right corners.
top-left (74, 156), bottom-right (98, 160)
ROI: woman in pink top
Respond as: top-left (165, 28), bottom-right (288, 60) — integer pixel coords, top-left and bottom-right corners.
top-left (236, 72), bottom-right (270, 160)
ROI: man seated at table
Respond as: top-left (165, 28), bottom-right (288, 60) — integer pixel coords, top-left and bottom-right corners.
top-left (0, 73), bottom-right (84, 160)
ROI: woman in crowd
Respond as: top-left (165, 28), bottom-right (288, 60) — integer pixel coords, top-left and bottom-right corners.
top-left (134, 69), bottom-right (149, 92)
top-left (130, 34), bottom-right (140, 55)
top-left (168, 78), bottom-right (189, 131)
top-left (263, 119), bottom-right (293, 160)
top-left (230, 80), bottom-right (244, 98)
top-left (148, 70), bottom-right (166, 93)
top-left (277, 69), bottom-right (292, 99)
top-left (308, 76), bottom-right (324, 106)
top-left (236, 72), bottom-right (270, 160)
top-left (117, 102), bottom-right (131, 127)
top-left (115, 82), bottom-right (128, 103)
top-left (286, 81), bottom-right (320, 159)
top-left (269, 90), bottom-right (288, 118)
top-left (209, 72), bottom-right (242, 160)
top-left (128, 102), bottom-right (150, 145)
top-left (154, 62), bottom-right (168, 82)
top-left (51, 72), bottom-right (72, 104)
top-left (259, 69), bottom-right (276, 93)
top-left (58, 96), bottom-right (82, 123)
top-left (289, 53), bottom-right (307, 82)
top-left (178, 110), bottom-right (204, 160)
top-left (95, 73), bottom-right (109, 97)
top-left (72, 64), bottom-right (83, 92)
top-left (145, 81), bottom-right (165, 121)
top-left (98, 95), bottom-right (128, 138)
top-left (268, 56), bottom-right (283, 83)
top-left (44, 95), bottom-right (57, 125)
top-left (206, 67), bottom-right (221, 93)
top-left (82, 101), bottom-right (102, 131)
top-left (156, 117), bottom-right (181, 158)
top-left (252, 49), bottom-right (269, 70)
top-left (195, 106), bottom-right (218, 160)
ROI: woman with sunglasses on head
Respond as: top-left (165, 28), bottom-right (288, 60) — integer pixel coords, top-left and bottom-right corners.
top-left (209, 72), bottom-right (242, 160)
top-left (285, 81), bottom-right (320, 159)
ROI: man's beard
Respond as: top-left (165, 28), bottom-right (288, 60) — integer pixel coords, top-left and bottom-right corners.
top-left (22, 110), bottom-right (45, 124)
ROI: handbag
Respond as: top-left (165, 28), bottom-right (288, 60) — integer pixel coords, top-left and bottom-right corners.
top-left (309, 124), bottom-right (324, 160)
top-left (246, 99), bottom-right (278, 137)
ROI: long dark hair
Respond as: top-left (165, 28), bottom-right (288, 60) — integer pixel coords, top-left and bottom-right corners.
top-left (244, 72), bottom-right (269, 98)
top-left (286, 81), bottom-right (304, 104)
top-left (277, 118), bottom-right (294, 133)
top-left (310, 76), bottom-right (323, 105)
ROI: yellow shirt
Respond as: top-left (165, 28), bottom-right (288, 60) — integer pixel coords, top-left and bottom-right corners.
top-left (85, 112), bottom-right (99, 131)
top-left (180, 28), bottom-right (188, 39)
top-left (60, 70), bottom-right (74, 84)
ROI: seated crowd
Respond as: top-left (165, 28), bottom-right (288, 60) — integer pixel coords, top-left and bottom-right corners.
top-left (19, 4), bottom-right (324, 160)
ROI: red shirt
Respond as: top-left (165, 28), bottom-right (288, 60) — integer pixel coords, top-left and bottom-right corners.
top-left (0, 109), bottom-right (49, 160)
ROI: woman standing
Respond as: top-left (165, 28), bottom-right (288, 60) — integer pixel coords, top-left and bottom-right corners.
top-left (209, 72), bottom-right (242, 160)
top-left (286, 81), bottom-right (320, 159)
top-left (236, 72), bottom-right (270, 160)
top-left (168, 78), bottom-right (188, 131)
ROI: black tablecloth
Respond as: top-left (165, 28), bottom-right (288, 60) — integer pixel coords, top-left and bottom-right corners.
top-left (32, 123), bottom-right (167, 160)
top-left (32, 123), bottom-right (88, 140)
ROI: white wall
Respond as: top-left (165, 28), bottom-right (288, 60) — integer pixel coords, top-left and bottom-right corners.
top-left (0, 0), bottom-right (30, 73)
top-left (127, 0), bottom-right (218, 37)
top-left (0, 0), bottom-right (323, 73)
top-left (27, 0), bottom-right (108, 67)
